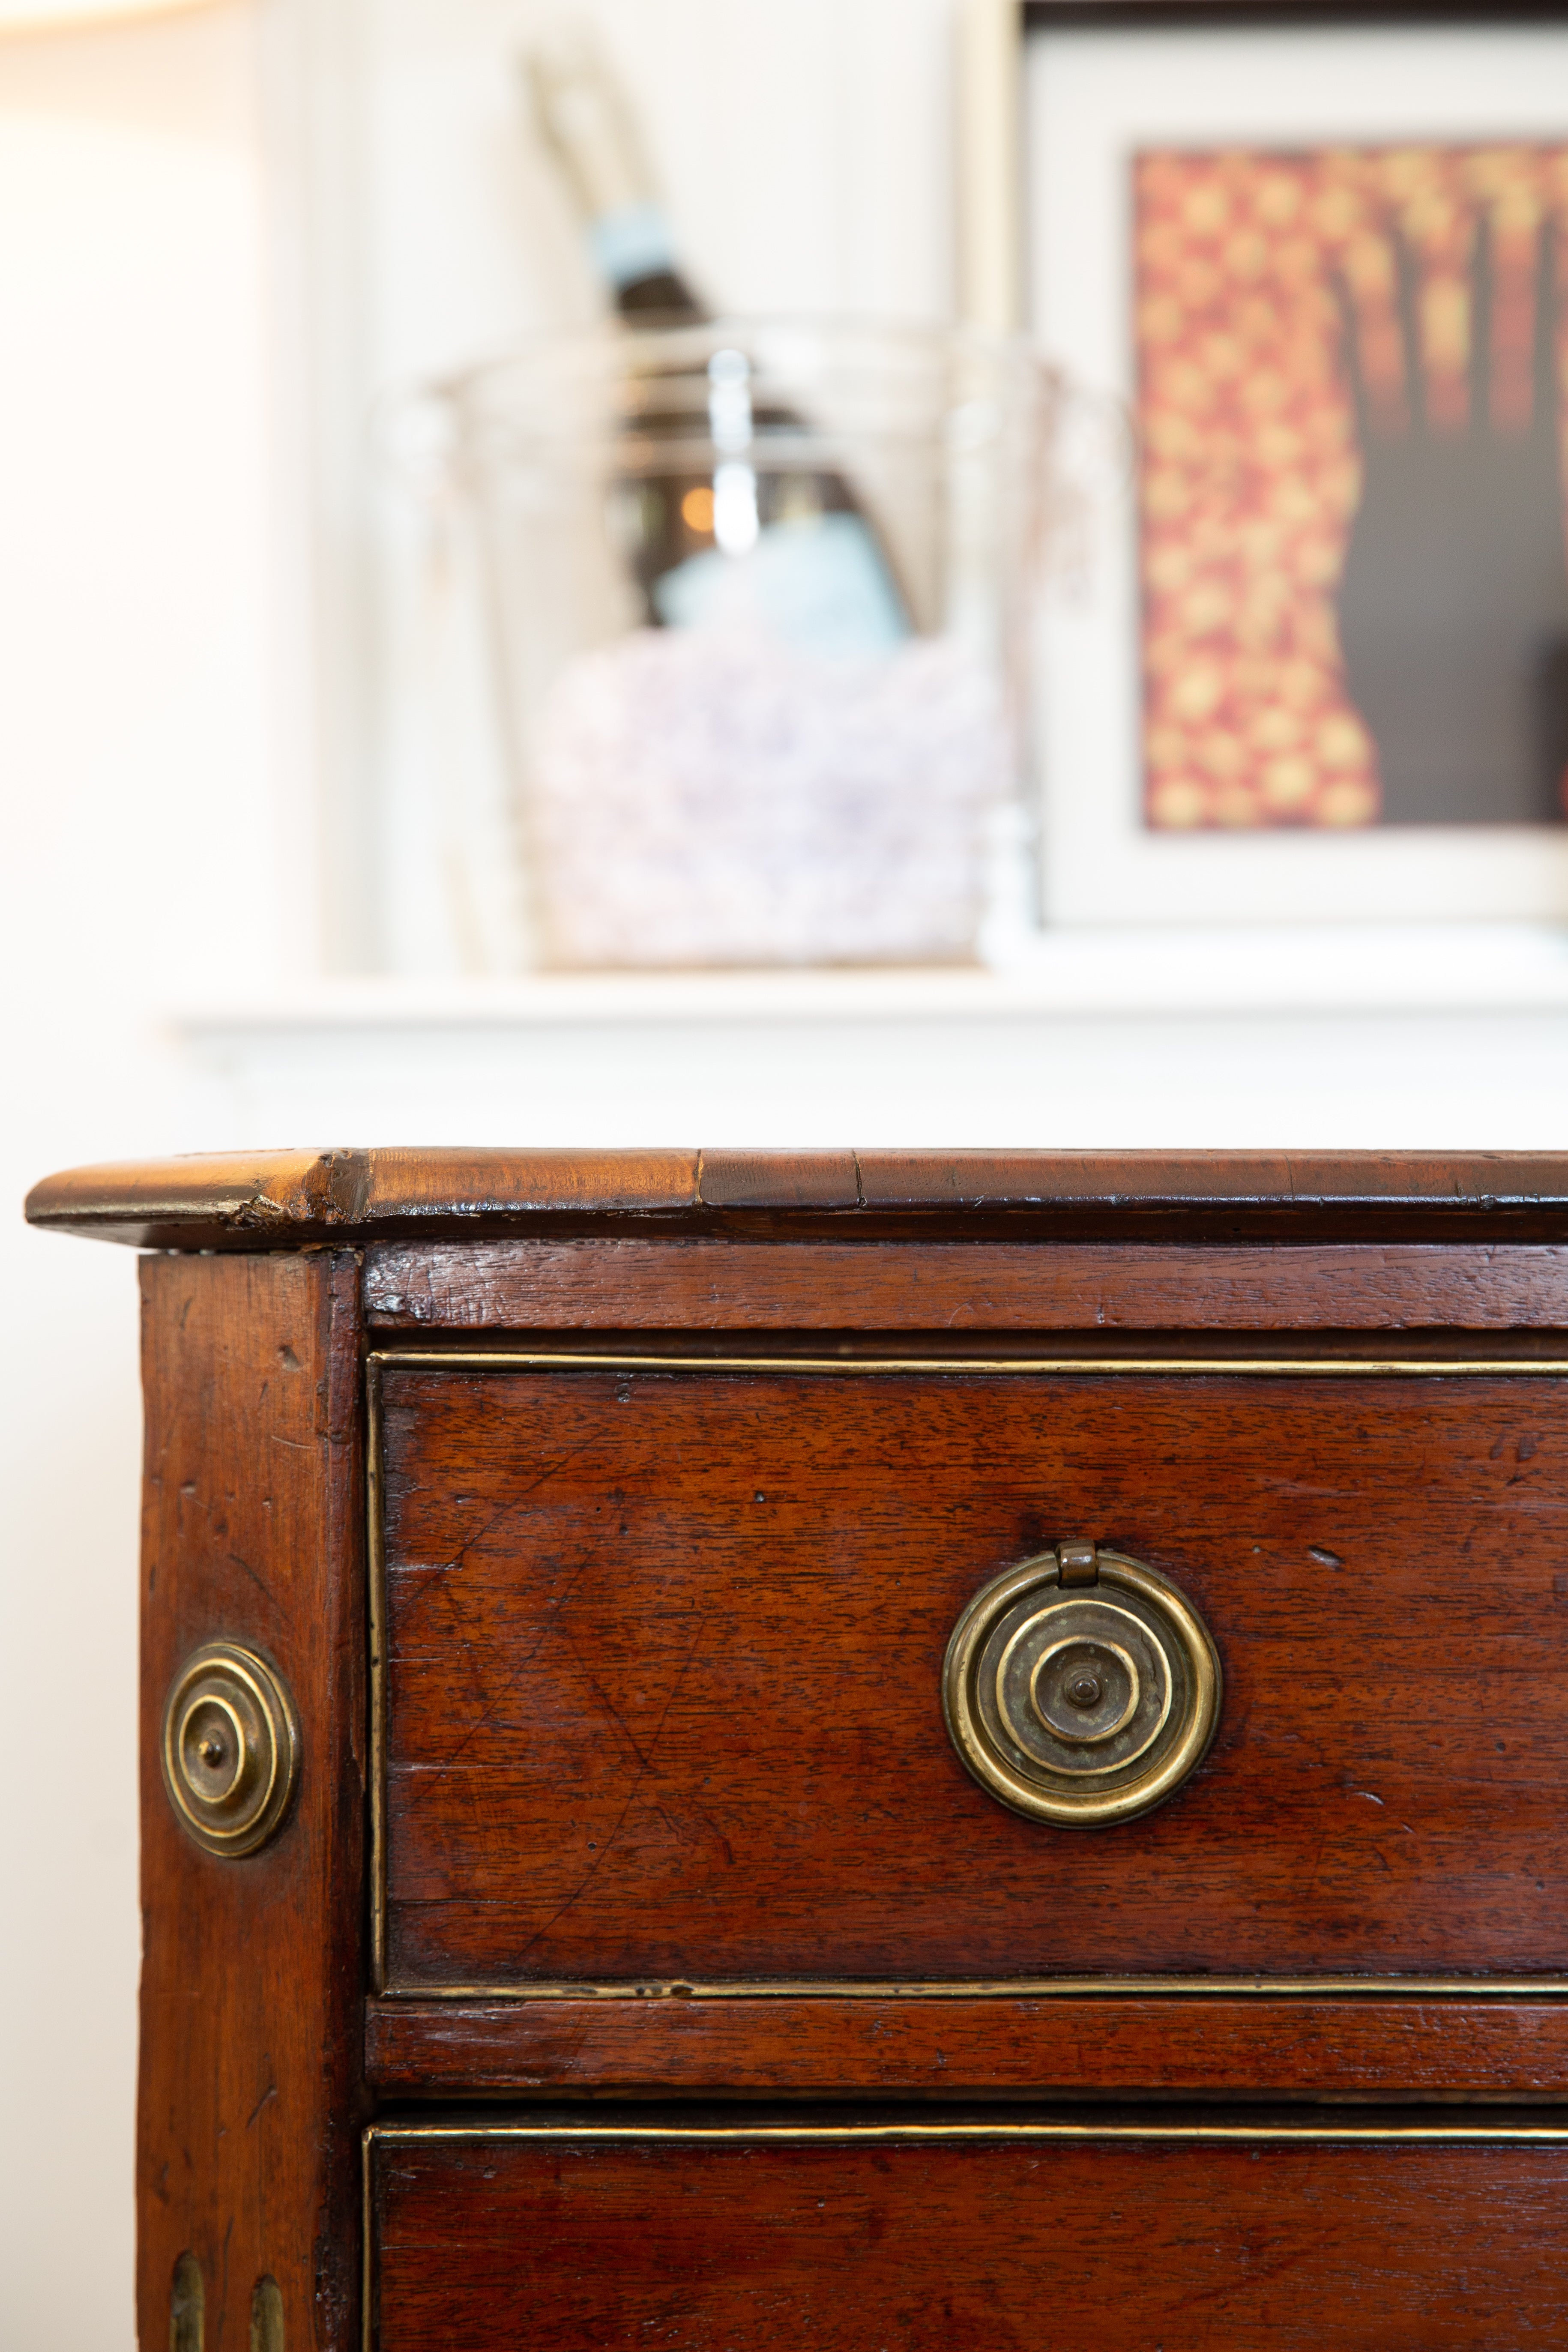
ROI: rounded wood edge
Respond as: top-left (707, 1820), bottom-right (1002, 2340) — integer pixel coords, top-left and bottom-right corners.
top-left (25, 1147), bottom-right (1568, 1247)
top-left (24, 1150), bottom-right (351, 1247)
top-left (24, 1146), bottom-right (706, 1246)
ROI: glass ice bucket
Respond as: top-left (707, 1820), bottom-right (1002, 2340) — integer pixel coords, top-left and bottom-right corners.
top-left (433, 318), bottom-right (1059, 969)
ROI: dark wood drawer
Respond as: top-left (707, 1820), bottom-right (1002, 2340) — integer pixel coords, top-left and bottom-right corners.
top-left (374, 1353), bottom-right (1568, 1992)
top-left (368, 2114), bottom-right (1568, 2349)
top-left (32, 1151), bottom-right (1568, 2352)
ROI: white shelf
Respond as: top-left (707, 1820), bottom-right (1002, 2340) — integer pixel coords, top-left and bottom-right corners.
top-left (169, 925), bottom-right (1568, 1155)
top-left (179, 923), bottom-right (1568, 1032)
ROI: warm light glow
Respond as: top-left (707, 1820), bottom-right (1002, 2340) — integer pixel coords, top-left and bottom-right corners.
top-left (680, 485), bottom-right (715, 536)
top-left (0, 0), bottom-right (213, 33)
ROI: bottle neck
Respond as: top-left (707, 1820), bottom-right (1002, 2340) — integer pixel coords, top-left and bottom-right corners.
top-left (618, 265), bottom-right (702, 322)
top-left (587, 203), bottom-right (693, 315)
top-left (527, 35), bottom-right (702, 317)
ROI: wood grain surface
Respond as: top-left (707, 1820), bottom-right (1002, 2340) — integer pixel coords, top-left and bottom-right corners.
top-left (27, 1147), bottom-right (1568, 1248)
top-left (365, 1993), bottom-right (1568, 2098)
top-left (362, 1237), bottom-right (1568, 1331)
top-left (380, 1362), bottom-right (1568, 1987)
top-left (369, 2125), bottom-right (1568, 2350)
top-left (138, 1252), bottom-right (365, 2352)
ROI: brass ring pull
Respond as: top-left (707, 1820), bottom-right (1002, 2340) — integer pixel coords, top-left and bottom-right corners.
top-left (160, 1641), bottom-right (299, 1858)
top-left (943, 1542), bottom-right (1221, 1828)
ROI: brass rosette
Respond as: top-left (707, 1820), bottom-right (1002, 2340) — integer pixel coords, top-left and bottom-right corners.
top-left (942, 1545), bottom-right (1221, 1827)
top-left (160, 1640), bottom-right (300, 1858)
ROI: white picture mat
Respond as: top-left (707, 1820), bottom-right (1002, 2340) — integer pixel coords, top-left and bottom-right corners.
top-left (1026, 21), bottom-right (1568, 929)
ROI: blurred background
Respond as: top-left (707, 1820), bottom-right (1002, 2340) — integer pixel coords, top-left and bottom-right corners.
top-left (6, 2), bottom-right (1568, 2340)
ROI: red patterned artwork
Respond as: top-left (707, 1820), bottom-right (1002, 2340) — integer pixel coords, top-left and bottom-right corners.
top-left (1136, 145), bottom-right (1568, 830)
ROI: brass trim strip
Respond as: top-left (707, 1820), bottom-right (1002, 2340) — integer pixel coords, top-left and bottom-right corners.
top-left (374, 1975), bottom-right (1568, 2002)
top-left (365, 2117), bottom-right (1568, 2148)
top-left (366, 1346), bottom-right (1568, 2000)
top-left (361, 2122), bottom-right (374, 2352)
top-left (371, 1350), bottom-right (1568, 1378)
top-left (366, 1356), bottom-right (389, 1994)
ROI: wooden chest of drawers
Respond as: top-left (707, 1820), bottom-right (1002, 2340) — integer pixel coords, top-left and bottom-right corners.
top-left (29, 1146), bottom-right (1568, 2349)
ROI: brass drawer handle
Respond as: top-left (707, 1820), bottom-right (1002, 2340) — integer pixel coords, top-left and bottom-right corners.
top-left (160, 1641), bottom-right (299, 1858)
top-left (942, 1542), bottom-right (1221, 1828)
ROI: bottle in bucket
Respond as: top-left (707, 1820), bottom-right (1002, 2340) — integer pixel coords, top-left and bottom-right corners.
top-left (526, 30), bottom-right (910, 659)
top-left (431, 38), bottom-right (1052, 967)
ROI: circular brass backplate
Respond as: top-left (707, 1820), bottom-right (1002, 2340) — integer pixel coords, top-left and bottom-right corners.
top-left (942, 1548), bottom-right (1221, 1827)
top-left (160, 1641), bottom-right (299, 1858)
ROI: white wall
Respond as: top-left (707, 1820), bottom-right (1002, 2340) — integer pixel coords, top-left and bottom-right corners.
top-left (0, 8), bottom-right (278, 2342)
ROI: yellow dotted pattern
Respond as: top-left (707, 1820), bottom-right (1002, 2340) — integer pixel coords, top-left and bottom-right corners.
top-left (1137, 144), bottom-right (1568, 830)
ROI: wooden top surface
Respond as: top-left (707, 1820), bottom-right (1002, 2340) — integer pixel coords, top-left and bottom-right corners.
top-left (24, 1148), bottom-right (1568, 1248)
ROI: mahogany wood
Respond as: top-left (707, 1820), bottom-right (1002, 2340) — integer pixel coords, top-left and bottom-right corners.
top-left (34, 1148), bottom-right (1568, 2344)
top-left (369, 2126), bottom-right (1568, 2350)
top-left (363, 1237), bottom-right (1568, 1331)
top-left (138, 1252), bottom-right (365, 2352)
top-left (379, 1362), bottom-right (1568, 1988)
top-left (365, 1994), bottom-right (1568, 2098)
top-left (27, 1148), bottom-right (1568, 1249)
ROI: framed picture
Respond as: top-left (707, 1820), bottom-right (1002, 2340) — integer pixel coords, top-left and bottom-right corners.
top-left (1010, 1), bottom-right (1568, 927)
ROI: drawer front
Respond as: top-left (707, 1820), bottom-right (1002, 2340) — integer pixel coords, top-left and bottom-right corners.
top-left (369, 2119), bottom-right (1568, 2350)
top-left (375, 1358), bottom-right (1568, 1990)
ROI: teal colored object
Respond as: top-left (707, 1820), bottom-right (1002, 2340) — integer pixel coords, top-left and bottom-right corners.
top-left (653, 512), bottom-right (909, 660)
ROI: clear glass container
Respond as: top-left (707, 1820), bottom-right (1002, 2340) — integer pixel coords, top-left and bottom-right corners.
top-left (431, 317), bottom-right (1059, 969)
